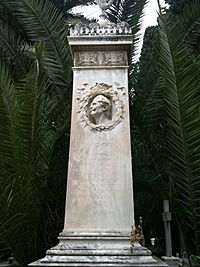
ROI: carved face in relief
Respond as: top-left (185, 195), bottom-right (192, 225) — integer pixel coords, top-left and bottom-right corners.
top-left (90, 95), bottom-right (111, 125)
top-left (77, 82), bottom-right (126, 131)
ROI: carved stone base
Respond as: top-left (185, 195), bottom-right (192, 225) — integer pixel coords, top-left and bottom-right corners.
top-left (29, 232), bottom-right (168, 267)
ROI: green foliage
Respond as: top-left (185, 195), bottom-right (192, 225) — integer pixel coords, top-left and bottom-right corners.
top-left (108, 0), bottom-right (148, 59)
top-left (3, 0), bottom-right (200, 263)
top-left (0, 0), bottom-right (147, 264)
top-left (131, 0), bottom-right (200, 255)
top-left (165, 0), bottom-right (190, 15)
top-left (0, 0), bottom-right (78, 264)
top-left (130, 25), bottom-right (168, 254)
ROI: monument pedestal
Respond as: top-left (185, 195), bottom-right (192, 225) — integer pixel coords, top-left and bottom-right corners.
top-left (29, 17), bottom-right (168, 267)
top-left (30, 232), bottom-right (167, 266)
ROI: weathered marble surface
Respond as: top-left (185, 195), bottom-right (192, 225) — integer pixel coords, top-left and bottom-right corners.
top-left (64, 71), bottom-right (134, 232)
top-left (30, 233), bottom-right (168, 266)
top-left (62, 34), bottom-right (135, 235)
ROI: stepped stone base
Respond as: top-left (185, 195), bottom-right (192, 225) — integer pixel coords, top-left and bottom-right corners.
top-left (29, 232), bottom-right (168, 267)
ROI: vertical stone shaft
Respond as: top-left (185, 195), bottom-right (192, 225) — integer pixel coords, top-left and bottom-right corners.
top-left (63, 36), bottom-right (135, 235)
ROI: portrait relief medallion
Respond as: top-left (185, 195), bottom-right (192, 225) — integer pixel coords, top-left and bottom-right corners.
top-left (77, 83), bottom-right (126, 131)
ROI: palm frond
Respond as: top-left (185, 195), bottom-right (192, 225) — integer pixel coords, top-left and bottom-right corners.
top-left (0, 39), bottom-right (71, 264)
top-left (0, 19), bottom-right (29, 76)
top-left (2, 0), bottom-right (73, 86)
top-left (131, 0), bottom-right (200, 253)
top-left (108, 0), bottom-right (148, 60)
top-left (0, 59), bottom-right (18, 166)
top-left (157, 2), bottom-right (200, 229)
top-left (59, 0), bottom-right (95, 12)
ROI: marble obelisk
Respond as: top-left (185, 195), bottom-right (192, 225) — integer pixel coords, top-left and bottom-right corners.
top-left (29, 1), bottom-right (168, 266)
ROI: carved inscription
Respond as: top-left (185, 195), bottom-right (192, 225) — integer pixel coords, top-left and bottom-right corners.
top-left (74, 51), bottom-right (127, 67)
top-left (81, 142), bottom-right (112, 188)
top-left (74, 52), bottom-right (98, 66)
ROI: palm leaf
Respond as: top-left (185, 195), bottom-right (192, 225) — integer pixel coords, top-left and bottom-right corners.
top-left (157, 1), bottom-right (200, 239)
top-left (2, 0), bottom-right (73, 86)
top-left (0, 19), bottom-right (29, 77)
top-left (0, 0), bottom-right (74, 264)
top-left (109, 0), bottom-right (148, 60)
top-left (0, 39), bottom-right (71, 264)
top-left (0, 59), bottom-right (18, 167)
top-left (131, 0), bottom-right (200, 253)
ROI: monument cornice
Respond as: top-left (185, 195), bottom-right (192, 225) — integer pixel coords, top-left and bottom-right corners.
top-left (68, 36), bottom-right (133, 66)
top-left (68, 34), bottom-right (134, 45)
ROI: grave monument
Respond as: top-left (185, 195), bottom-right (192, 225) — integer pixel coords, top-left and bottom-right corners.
top-left (30, 1), bottom-right (168, 266)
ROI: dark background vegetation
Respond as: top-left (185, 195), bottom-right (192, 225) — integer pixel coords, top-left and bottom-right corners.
top-left (0, 0), bottom-right (200, 265)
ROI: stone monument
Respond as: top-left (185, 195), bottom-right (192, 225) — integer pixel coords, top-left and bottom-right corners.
top-left (30, 1), bottom-right (168, 266)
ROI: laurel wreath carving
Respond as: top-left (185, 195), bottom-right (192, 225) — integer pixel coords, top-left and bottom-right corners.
top-left (77, 83), bottom-right (126, 132)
